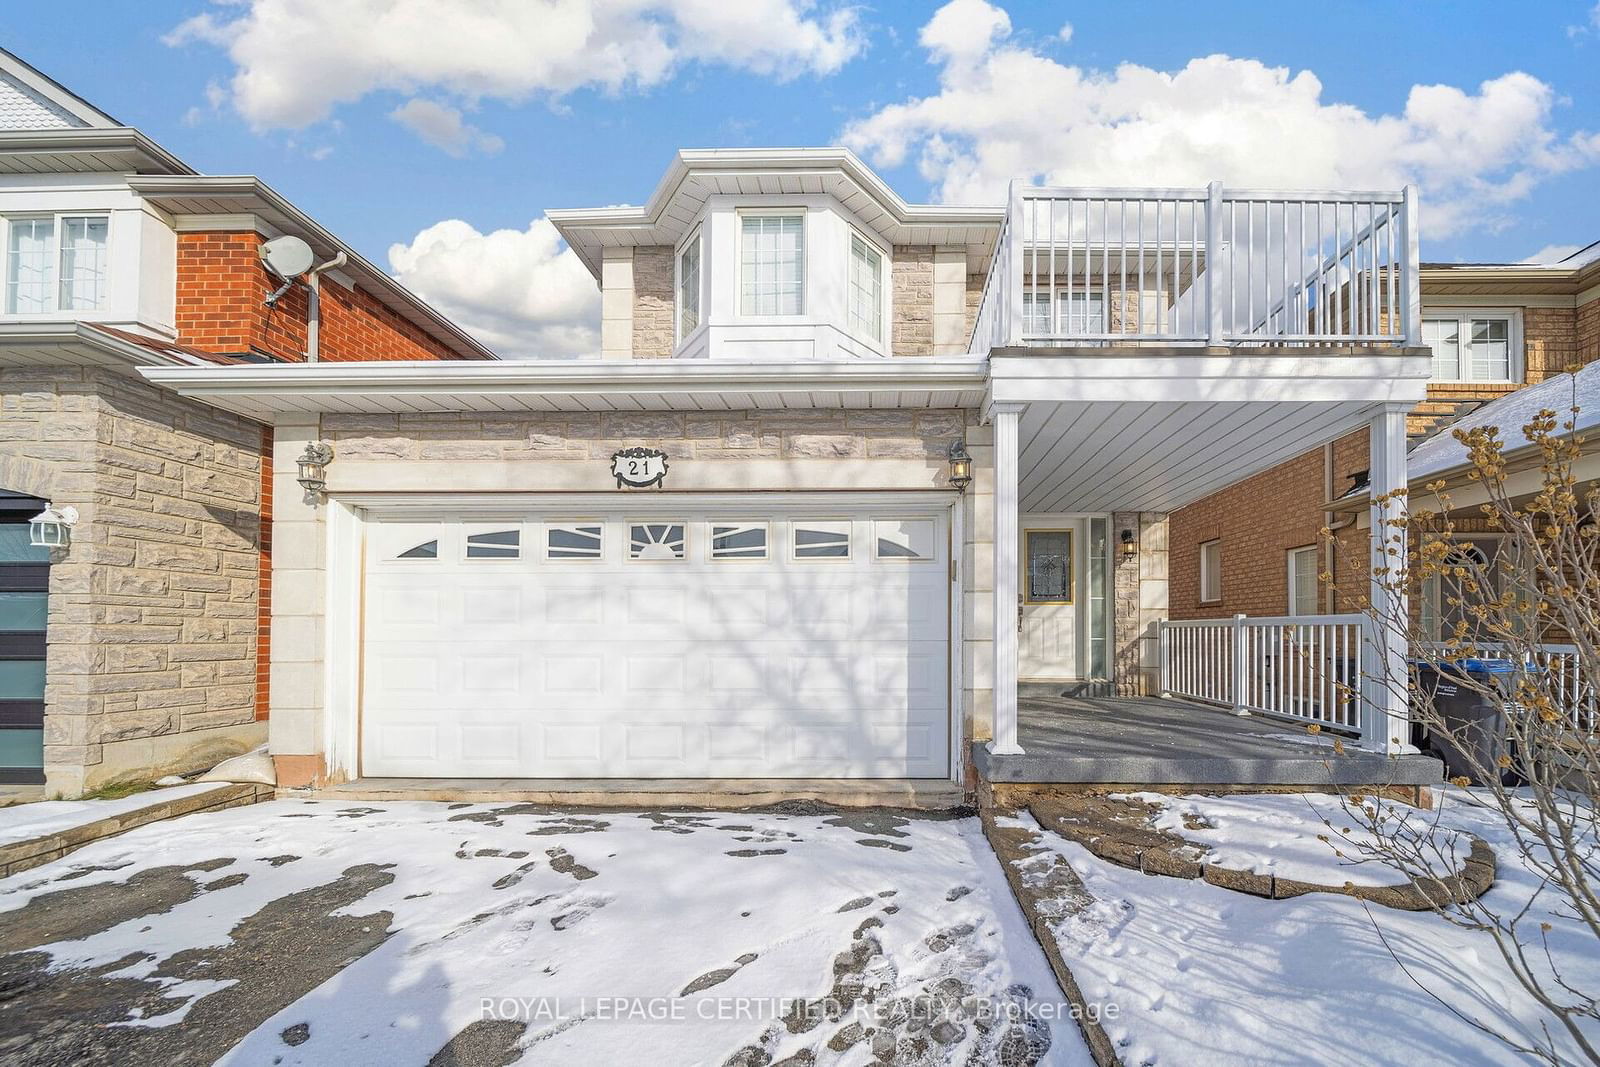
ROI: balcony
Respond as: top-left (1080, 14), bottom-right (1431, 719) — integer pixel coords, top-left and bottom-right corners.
top-left (970, 182), bottom-right (1421, 353)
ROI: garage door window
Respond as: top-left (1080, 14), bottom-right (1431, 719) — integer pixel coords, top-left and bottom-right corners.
top-left (547, 523), bottom-right (603, 560)
top-left (711, 523), bottom-right (767, 560)
top-left (396, 539), bottom-right (438, 560)
top-left (465, 529), bottom-right (520, 560)
top-left (794, 521), bottom-right (850, 559)
top-left (629, 523), bottom-right (686, 560)
top-left (874, 519), bottom-right (934, 561)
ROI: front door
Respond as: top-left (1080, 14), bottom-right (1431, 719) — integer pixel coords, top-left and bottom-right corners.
top-left (1020, 523), bottom-right (1080, 680)
top-left (0, 493), bottom-right (48, 785)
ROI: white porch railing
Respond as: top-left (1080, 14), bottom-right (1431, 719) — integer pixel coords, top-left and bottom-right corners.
top-left (1418, 642), bottom-right (1598, 733)
top-left (970, 181), bottom-right (1422, 353)
top-left (1160, 613), bottom-right (1374, 744)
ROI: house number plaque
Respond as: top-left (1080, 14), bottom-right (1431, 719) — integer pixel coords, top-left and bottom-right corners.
top-left (611, 447), bottom-right (670, 489)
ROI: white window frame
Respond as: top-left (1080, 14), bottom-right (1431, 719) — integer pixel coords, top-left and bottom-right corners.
top-left (738, 210), bottom-right (806, 318)
top-left (1286, 545), bottom-right (1319, 616)
top-left (1022, 290), bottom-right (1106, 336)
top-left (675, 225), bottom-right (702, 345)
top-left (1420, 308), bottom-right (1523, 385)
top-left (791, 519), bottom-right (851, 561)
top-left (2, 212), bottom-right (111, 316)
top-left (1199, 539), bottom-right (1222, 604)
top-left (846, 228), bottom-right (886, 344)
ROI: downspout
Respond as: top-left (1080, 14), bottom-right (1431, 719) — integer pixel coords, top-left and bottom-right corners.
top-left (1322, 440), bottom-right (1358, 613)
top-left (303, 252), bottom-right (348, 363)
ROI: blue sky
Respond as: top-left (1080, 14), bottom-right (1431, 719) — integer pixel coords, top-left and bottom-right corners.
top-left (7, 0), bottom-right (1600, 355)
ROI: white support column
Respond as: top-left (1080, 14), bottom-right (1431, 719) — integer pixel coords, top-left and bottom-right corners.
top-left (1367, 403), bottom-right (1414, 754)
top-left (989, 401), bottom-right (1025, 755)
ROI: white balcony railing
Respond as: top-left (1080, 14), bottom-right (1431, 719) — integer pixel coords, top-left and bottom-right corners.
top-left (970, 181), bottom-right (1422, 352)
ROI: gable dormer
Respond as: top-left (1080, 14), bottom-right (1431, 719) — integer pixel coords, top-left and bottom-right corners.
top-left (550, 149), bottom-right (1002, 361)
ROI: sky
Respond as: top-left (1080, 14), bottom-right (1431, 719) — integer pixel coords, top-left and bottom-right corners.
top-left (6, 0), bottom-right (1600, 358)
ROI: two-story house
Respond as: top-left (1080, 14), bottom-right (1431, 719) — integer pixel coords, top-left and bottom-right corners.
top-left (145, 150), bottom-right (1438, 799)
top-left (0, 49), bottom-right (493, 796)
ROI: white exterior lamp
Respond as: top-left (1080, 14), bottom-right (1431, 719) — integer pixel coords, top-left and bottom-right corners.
top-left (296, 442), bottom-right (334, 500)
top-left (29, 504), bottom-right (78, 549)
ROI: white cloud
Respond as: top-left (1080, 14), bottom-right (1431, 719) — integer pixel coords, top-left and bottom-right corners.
top-left (1520, 243), bottom-right (1582, 264)
top-left (167, 0), bottom-right (865, 145)
top-left (387, 218), bottom-right (599, 360)
top-left (842, 0), bottom-right (1600, 237)
top-left (389, 99), bottom-right (504, 157)
top-left (1057, 22), bottom-right (1073, 44)
top-left (1567, 2), bottom-right (1600, 37)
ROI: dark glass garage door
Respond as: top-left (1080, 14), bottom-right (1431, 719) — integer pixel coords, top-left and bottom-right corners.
top-left (0, 491), bottom-right (47, 785)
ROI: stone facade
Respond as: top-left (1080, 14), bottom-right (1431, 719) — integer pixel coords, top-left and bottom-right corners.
top-left (631, 246), bottom-right (675, 358)
top-left (1, 368), bottom-right (267, 795)
top-left (891, 246), bottom-right (935, 356)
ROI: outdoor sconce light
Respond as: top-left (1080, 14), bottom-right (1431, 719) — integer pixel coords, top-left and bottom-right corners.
top-left (296, 441), bottom-right (334, 499)
top-left (1119, 527), bottom-right (1137, 561)
top-left (28, 504), bottom-right (78, 549)
top-left (947, 440), bottom-right (973, 493)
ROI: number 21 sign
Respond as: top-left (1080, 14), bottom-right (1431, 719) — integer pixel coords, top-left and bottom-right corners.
top-left (610, 447), bottom-right (669, 489)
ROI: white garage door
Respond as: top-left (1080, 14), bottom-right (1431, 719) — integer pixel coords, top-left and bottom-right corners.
top-left (360, 502), bottom-right (951, 779)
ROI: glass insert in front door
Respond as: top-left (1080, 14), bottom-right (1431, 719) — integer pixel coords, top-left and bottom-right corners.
top-left (0, 520), bottom-right (48, 784)
top-left (1025, 530), bottom-right (1074, 604)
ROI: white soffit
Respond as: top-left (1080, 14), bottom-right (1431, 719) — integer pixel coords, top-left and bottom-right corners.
top-left (138, 359), bottom-right (992, 421)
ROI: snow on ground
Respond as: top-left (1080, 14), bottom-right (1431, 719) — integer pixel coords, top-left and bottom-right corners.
top-left (0, 782), bottom-right (231, 847)
top-left (1123, 790), bottom-right (1473, 887)
top-left (1012, 787), bottom-right (1600, 1066)
top-left (0, 800), bottom-right (1089, 1066)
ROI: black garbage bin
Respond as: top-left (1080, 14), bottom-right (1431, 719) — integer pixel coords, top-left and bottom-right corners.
top-left (1412, 659), bottom-right (1520, 783)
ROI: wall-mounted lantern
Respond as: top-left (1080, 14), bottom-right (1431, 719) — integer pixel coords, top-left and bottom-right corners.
top-left (28, 504), bottom-right (78, 549)
top-left (947, 440), bottom-right (972, 493)
top-left (1119, 527), bottom-right (1138, 562)
top-left (296, 442), bottom-right (334, 500)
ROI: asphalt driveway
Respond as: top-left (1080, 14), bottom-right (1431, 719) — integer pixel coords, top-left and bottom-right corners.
top-left (0, 799), bottom-right (1086, 1066)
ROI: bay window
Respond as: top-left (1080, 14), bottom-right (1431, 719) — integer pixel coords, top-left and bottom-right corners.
top-left (847, 231), bottom-right (883, 341)
top-left (1421, 311), bottom-right (1518, 383)
top-left (677, 228), bottom-right (701, 341)
top-left (740, 214), bottom-right (804, 316)
top-left (4, 214), bottom-right (109, 314)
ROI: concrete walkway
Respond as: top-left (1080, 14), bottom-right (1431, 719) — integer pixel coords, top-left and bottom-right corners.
top-left (974, 691), bottom-right (1443, 787)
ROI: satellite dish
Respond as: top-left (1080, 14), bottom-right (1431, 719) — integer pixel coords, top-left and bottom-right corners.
top-left (259, 235), bottom-right (315, 280)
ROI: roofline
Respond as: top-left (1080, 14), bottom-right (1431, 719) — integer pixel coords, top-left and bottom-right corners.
top-left (0, 46), bottom-right (121, 128)
top-left (0, 128), bottom-right (195, 175)
top-left (548, 147), bottom-right (1003, 277)
top-left (126, 174), bottom-right (497, 361)
top-left (141, 356), bottom-right (990, 396)
top-left (0, 321), bottom-right (202, 367)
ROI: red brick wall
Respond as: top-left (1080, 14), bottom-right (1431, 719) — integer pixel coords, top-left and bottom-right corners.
top-left (1169, 430), bottom-right (1370, 619)
top-left (1580, 295), bottom-right (1600, 370)
top-left (175, 232), bottom-right (471, 363)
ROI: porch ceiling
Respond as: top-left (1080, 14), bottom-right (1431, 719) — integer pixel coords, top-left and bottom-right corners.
top-left (995, 350), bottom-right (1432, 514)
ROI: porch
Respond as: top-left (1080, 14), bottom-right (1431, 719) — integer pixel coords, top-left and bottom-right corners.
top-left (974, 688), bottom-right (1443, 787)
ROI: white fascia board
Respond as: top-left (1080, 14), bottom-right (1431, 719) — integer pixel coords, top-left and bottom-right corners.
top-left (139, 358), bottom-right (991, 410)
top-left (987, 351), bottom-right (1434, 405)
top-left (0, 321), bottom-right (191, 368)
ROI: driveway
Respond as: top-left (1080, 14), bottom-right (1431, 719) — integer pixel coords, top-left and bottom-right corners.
top-left (0, 800), bottom-right (1087, 1066)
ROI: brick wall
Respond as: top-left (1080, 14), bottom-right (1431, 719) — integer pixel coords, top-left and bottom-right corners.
top-left (631, 246), bottom-right (675, 359)
top-left (175, 232), bottom-right (470, 363)
top-left (1168, 430), bottom-right (1368, 619)
top-left (1579, 295), bottom-right (1600, 369)
top-left (0, 369), bottom-right (266, 795)
top-left (892, 246), bottom-right (934, 355)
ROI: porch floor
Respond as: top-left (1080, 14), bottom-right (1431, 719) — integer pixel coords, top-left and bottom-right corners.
top-left (974, 689), bottom-right (1443, 787)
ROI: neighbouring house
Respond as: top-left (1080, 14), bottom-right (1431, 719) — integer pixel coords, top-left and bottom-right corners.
top-left (143, 152), bottom-right (1445, 798)
top-left (0, 49), bottom-right (494, 795)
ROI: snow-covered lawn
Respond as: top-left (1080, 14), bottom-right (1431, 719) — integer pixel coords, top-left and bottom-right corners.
top-left (1011, 788), bottom-right (1600, 1066)
top-left (0, 800), bottom-right (1087, 1066)
top-left (0, 782), bottom-right (232, 847)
